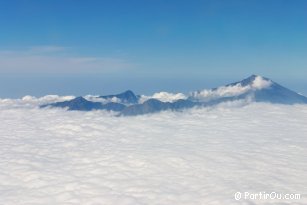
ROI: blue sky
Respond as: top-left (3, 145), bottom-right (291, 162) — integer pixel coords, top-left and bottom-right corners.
top-left (0, 0), bottom-right (306, 97)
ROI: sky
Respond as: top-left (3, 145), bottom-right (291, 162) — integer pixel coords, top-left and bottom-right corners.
top-left (0, 0), bottom-right (306, 97)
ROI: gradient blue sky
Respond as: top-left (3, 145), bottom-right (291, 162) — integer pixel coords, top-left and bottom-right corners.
top-left (0, 0), bottom-right (306, 97)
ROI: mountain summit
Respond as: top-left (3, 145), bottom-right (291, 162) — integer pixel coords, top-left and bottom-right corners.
top-left (41, 75), bottom-right (307, 115)
top-left (100, 90), bottom-right (139, 104)
top-left (232, 75), bottom-right (307, 104)
top-left (191, 75), bottom-right (307, 104)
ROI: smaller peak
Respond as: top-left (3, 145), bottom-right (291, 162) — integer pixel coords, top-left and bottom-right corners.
top-left (72, 96), bottom-right (87, 102)
top-left (143, 98), bottom-right (164, 105)
top-left (74, 96), bottom-right (84, 100)
top-left (144, 98), bottom-right (162, 103)
top-left (122, 90), bottom-right (135, 95)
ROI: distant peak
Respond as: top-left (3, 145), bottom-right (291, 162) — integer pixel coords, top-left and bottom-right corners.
top-left (74, 96), bottom-right (86, 101)
top-left (122, 90), bottom-right (135, 95)
top-left (71, 96), bottom-right (89, 103)
top-left (99, 90), bottom-right (138, 104)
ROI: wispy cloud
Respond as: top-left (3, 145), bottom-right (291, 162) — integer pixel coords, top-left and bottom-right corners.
top-left (0, 46), bottom-right (134, 74)
top-left (28, 45), bottom-right (67, 53)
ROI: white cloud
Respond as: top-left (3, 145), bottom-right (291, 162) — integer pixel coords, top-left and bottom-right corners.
top-left (191, 75), bottom-right (272, 102)
top-left (190, 84), bottom-right (250, 102)
top-left (84, 95), bottom-right (122, 104)
top-left (0, 99), bottom-right (306, 204)
top-left (139, 92), bottom-right (187, 103)
top-left (252, 75), bottom-right (272, 89)
top-left (0, 46), bottom-right (134, 74)
top-left (0, 95), bottom-right (75, 109)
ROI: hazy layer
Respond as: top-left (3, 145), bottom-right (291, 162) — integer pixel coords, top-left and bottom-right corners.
top-left (0, 99), bottom-right (306, 205)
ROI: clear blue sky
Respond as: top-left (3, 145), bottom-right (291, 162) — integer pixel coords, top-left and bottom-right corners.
top-left (0, 0), bottom-right (306, 97)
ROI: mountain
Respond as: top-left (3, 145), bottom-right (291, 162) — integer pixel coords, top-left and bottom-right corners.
top-left (101, 102), bottom-right (126, 112)
top-left (41, 96), bottom-right (126, 111)
top-left (40, 96), bottom-right (103, 111)
top-left (191, 75), bottom-right (307, 105)
top-left (120, 99), bottom-right (171, 116)
top-left (100, 90), bottom-right (139, 104)
top-left (121, 99), bottom-right (201, 116)
top-left (250, 76), bottom-right (307, 104)
top-left (40, 75), bottom-right (307, 115)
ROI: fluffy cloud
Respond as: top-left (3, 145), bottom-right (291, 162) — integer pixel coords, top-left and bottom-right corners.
top-left (0, 95), bottom-right (75, 109)
top-left (191, 84), bottom-right (250, 101)
top-left (191, 76), bottom-right (272, 102)
top-left (139, 92), bottom-right (187, 103)
top-left (0, 99), bottom-right (306, 204)
top-left (252, 75), bottom-right (272, 89)
top-left (84, 95), bottom-right (122, 104)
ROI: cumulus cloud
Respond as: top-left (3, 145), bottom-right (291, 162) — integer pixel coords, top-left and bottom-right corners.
top-left (84, 95), bottom-right (122, 104)
top-left (190, 84), bottom-right (250, 102)
top-left (191, 76), bottom-right (272, 102)
top-left (0, 46), bottom-right (134, 74)
top-left (0, 101), bottom-right (306, 204)
top-left (139, 91), bottom-right (187, 103)
top-left (252, 75), bottom-right (272, 89)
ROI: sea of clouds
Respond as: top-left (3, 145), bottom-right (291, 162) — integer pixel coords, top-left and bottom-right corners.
top-left (0, 96), bottom-right (307, 205)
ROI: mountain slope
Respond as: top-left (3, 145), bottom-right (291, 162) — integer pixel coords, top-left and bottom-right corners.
top-left (41, 97), bottom-right (127, 111)
top-left (191, 75), bottom-right (307, 104)
top-left (121, 99), bottom-right (201, 116)
top-left (40, 75), bottom-right (307, 115)
top-left (40, 97), bottom-right (103, 111)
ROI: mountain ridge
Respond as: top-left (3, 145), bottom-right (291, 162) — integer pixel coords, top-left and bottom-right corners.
top-left (40, 75), bottom-right (307, 115)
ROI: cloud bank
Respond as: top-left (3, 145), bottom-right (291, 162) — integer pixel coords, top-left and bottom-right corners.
top-left (0, 99), bottom-right (306, 205)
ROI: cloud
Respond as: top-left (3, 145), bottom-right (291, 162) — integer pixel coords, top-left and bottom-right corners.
top-left (191, 84), bottom-right (250, 102)
top-left (84, 95), bottom-right (123, 104)
top-left (252, 75), bottom-right (272, 89)
top-left (0, 46), bottom-right (134, 74)
top-left (0, 100), bottom-right (306, 204)
top-left (190, 76), bottom-right (272, 102)
top-left (139, 91), bottom-right (187, 103)
top-left (0, 95), bottom-right (75, 109)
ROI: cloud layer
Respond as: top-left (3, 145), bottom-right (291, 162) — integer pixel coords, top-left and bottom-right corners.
top-left (0, 99), bottom-right (306, 204)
